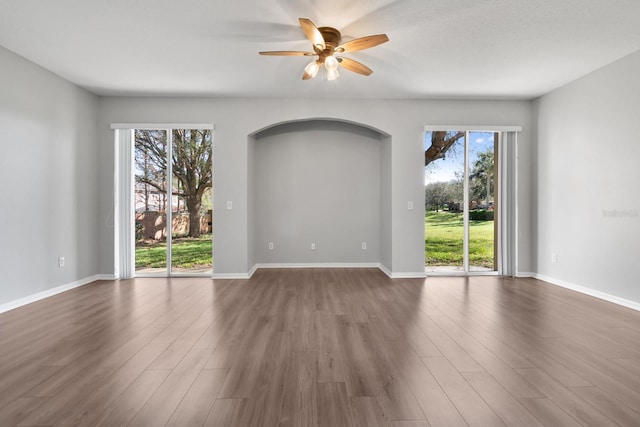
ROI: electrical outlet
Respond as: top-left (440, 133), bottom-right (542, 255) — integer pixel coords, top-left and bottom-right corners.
top-left (407, 201), bottom-right (414, 210)
top-left (551, 253), bottom-right (558, 264)
top-left (268, 242), bottom-right (274, 250)
top-left (311, 243), bottom-right (316, 250)
top-left (226, 201), bottom-right (233, 210)
top-left (362, 242), bottom-right (367, 250)
top-left (58, 257), bottom-right (65, 268)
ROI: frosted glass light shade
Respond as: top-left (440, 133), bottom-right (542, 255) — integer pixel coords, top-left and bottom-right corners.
top-left (324, 55), bottom-right (339, 71)
top-left (304, 60), bottom-right (320, 78)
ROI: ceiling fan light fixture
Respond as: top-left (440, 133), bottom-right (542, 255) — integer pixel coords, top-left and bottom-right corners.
top-left (326, 67), bottom-right (339, 81)
top-left (304, 60), bottom-right (320, 78)
top-left (324, 55), bottom-right (339, 72)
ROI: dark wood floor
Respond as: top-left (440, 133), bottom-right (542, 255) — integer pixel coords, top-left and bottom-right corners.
top-left (1, 269), bottom-right (640, 426)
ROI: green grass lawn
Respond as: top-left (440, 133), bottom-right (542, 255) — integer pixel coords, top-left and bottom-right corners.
top-left (425, 211), bottom-right (495, 268)
top-left (135, 236), bottom-right (212, 269)
top-left (136, 218), bottom-right (492, 270)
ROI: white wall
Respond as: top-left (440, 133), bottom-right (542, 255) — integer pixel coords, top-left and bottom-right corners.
top-left (253, 120), bottom-right (383, 265)
top-left (533, 50), bottom-right (640, 305)
top-left (97, 97), bottom-right (532, 277)
top-left (0, 46), bottom-right (99, 307)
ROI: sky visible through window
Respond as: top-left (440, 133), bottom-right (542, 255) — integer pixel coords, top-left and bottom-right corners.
top-left (424, 131), bottom-right (495, 184)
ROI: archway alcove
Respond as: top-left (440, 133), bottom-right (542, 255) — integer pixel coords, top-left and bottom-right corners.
top-left (247, 118), bottom-right (392, 270)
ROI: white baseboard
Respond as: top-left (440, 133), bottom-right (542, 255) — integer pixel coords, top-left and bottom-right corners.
top-left (253, 262), bottom-right (381, 270)
top-left (214, 263), bottom-right (379, 280)
top-left (247, 264), bottom-right (259, 278)
top-left (212, 272), bottom-right (253, 279)
top-left (516, 271), bottom-right (535, 278)
top-left (0, 275), bottom-right (101, 314)
top-left (96, 274), bottom-right (118, 281)
top-left (534, 273), bottom-right (640, 312)
top-left (379, 264), bottom-right (392, 278)
top-left (388, 271), bottom-right (428, 279)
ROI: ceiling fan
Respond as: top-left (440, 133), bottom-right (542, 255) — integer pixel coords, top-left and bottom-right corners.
top-left (259, 18), bottom-right (389, 81)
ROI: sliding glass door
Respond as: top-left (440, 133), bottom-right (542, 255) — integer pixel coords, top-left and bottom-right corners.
top-left (424, 130), bottom-right (499, 274)
top-left (134, 128), bottom-right (213, 276)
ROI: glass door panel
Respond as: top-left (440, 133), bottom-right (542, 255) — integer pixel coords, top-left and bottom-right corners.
top-left (170, 129), bottom-right (213, 274)
top-left (468, 132), bottom-right (498, 272)
top-left (424, 131), bottom-right (466, 272)
top-left (134, 130), bottom-right (168, 274)
top-left (425, 130), bottom-right (500, 274)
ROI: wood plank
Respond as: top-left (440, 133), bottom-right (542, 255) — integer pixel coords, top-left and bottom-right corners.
top-left (517, 398), bottom-right (583, 427)
top-left (216, 315), bottom-right (276, 398)
top-left (127, 347), bottom-right (212, 426)
top-left (52, 341), bottom-right (172, 427)
top-left (428, 312), bottom-right (543, 398)
top-left (378, 344), bottom-right (464, 426)
top-left (203, 398), bottom-right (246, 427)
top-left (279, 351), bottom-right (317, 427)
top-left (461, 371), bottom-right (543, 427)
top-left (317, 382), bottom-right (356, 427)
top-left (357, 324), bottom-right (425, 421)
top-left (17, 321), bottom-right (171, 425)
top-left (422, 357), bottom-right (505, 427)
top-left (350, 396), bottom-right (391, 427)
top-left (569, 385), bottom-right (640, 427)
top-left (335, 316), bottom-right (385, 397)
top-left (372, 353), bottom-right (426, 423)
top-left (165, 369), bottom-right (228, 427)
top-left (415, 313), bottom-right (484, 373)
top-left (0, 397), bottom-right (48, 427)
top-left (391, 422), bottom-right (431, 427)
top-left (539, 336), bottom-right (640, 410)
top-left (94, 369), bottom-right (170, 427)
top-left (315, 312), bottom-right (346, 383)
top-left (515, 367), bottom-right (615, 426)
top-left (238, 331), bottom-right (291, 426)
top-left (610, 357), bottom-right (640, 376)
top-left (0, 365), bottom-right (63, 412)
top-left (148, 308), bottom-right (216, 369)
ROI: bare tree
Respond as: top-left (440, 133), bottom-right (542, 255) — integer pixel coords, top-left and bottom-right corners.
top-left (135, 129), bottom-right (212, 238)
top-left (171, 129), bottom-right (212, 238)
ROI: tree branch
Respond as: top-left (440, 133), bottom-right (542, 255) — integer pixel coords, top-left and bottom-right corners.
top-left (425, 131), bottom-right (465, 167)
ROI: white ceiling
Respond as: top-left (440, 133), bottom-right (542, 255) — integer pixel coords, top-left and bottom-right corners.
top-left (1, 0), bottom-right (639, 99)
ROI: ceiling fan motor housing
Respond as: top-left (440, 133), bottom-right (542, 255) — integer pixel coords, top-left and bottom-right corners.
top-left (317, 27), bottom-right (341, 52)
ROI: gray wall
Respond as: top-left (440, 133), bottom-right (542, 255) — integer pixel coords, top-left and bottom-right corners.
top-left (0, 46), bottom-right (99, 306)
top-left (533, 50), bottom-right (640, 304)
top-left (253, 120), bottom-right (384, 264)
top-left (97, 97), bottom-right (532, 277)
top-left (380, 134), bottom-right (393, 271)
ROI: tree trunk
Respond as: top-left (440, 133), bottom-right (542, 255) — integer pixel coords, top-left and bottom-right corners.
top-left (186, 197), bottom-right (201, 238)
top-left (425, 131), bottom-right (465, 167)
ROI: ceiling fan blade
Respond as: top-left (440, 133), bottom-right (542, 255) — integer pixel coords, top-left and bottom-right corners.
top-left (339, 57), bottom-right (373, 76)
top-left (259, 51), bottom-right (315, 56)
top-left (299, 18), bottom-right (326, 51)
top-left (336, 34), bottom-right (389, 53)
